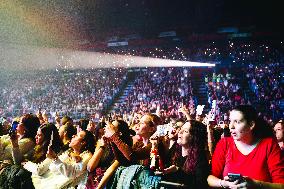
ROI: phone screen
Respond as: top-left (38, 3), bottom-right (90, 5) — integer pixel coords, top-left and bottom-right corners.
top-left (157, 124), bottom-right (170, 136)
top-left (228, 173), bottom-right (242, 182)
top-left (12, 121), bottom-right (19, 131)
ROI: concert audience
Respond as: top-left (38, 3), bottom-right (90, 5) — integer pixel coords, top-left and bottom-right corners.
top-left (0, 39), bottom-right (283, 188)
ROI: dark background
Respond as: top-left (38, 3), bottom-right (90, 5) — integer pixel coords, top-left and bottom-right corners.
top-left (78, 0), bottom-right (282, 35)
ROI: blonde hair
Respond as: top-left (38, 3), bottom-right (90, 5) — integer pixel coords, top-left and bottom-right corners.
top-left (142, 113), bottom-right (162, 128)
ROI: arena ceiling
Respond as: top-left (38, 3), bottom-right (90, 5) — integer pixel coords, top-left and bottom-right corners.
top-left (0, 0), bottom-right (282, 47)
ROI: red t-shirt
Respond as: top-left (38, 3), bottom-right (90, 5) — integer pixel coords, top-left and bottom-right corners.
top-left (211, 137), bottom-right (284, 183)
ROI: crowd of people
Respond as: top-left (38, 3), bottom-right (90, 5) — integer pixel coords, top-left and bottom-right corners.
top-left (0, 104), bottom-right (283, 189)
top-left (104, 40), bottom-right (283, 123)
top-left (245, 62), bottom-right (283, 120)
top-left (1, 40), bottom-right (283, 123)
top-left (200, 40), bottom-right (283, 125)
top-left (106, 42), bottom-right (222, 63)
top-left (205, 71), bottom-right (244, 121)
top-left (0, 39), bottom-right (283, 188)
top-left (0, 68), bottom-right (128, 120)
top-left (115, 67), bottom-right (196, 120)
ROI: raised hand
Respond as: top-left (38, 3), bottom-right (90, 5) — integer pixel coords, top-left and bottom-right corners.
top-left (104, 121), bottom-right (117, 138)
top-left (42, 110), bottom-right (48, 123)
top-left (9, 130), bottom-right (19, 148)
top-left (46, 146), bottom-right (57, 160)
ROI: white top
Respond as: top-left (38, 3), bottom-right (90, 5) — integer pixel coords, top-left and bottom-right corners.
top-left (24, 150), bottom-right (92, 189)
top-left (0, 134), bottom-right (35, 163)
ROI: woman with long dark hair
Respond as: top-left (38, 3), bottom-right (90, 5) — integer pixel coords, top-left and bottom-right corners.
top-left (20, 123), bottom-right (63, 165)
top-left (162, 120), bottom-right (209, 188)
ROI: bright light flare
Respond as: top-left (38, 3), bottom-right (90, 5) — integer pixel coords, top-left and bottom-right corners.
top-left (0, 43), bottom-right (215, 72)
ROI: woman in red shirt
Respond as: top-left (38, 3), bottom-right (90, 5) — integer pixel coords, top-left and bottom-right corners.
top-left (207, 105), bottom-right (284, 188)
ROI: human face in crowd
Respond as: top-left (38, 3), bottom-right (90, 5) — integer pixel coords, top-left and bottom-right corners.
top-left (104, 120), bottom-right (118, 138)
top-left (274, 122), bottom-right (284, 142)
top-left (196, 115), bottom-right (204, 122)
top-left (229, 110), bottom-right (254, 142)
top-left (136, 115), bottom-right (154, 137)
top-left (35, 128), bottom-right (44, 145)
top-left (69, 131), bottom-right (86, 151)
top-left (177, 122), bottom-right (191, 147)
top-left (16, 117), bottom-right (26, 136)
top-left (134, 113), bottom-right (142, 124)
top-left (133, 124), bottom-right (139, 133)
top-left (108, 120), bottom-right (120, 133)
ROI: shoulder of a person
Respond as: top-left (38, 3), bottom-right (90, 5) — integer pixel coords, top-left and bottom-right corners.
top-left (59, 150), bottom-right (70, 159)
top-left (258, 137), bottom-right (277, 147)
top-left (0, 134), bottom-right (10, 141)
top-left (215, 137), bottom-right (234, 151)
top-left (257, 137), bottom-right (283, 156)
top-left (19, 137), bottom-right (35, 144)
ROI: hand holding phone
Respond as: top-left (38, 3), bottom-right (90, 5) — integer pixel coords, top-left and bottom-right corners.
top-left (156, 124), bottom-right (170, 137)
top-left (104, 122), bottom-right (116, 138)
top-left (9, 129), bottom-right (18, 147)
top-left (11, 121), bottom-right (19, 131)
top-left (228, 173), bottom-right (243, 182)
top-left (46, 131), bottom-right (58, 159)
